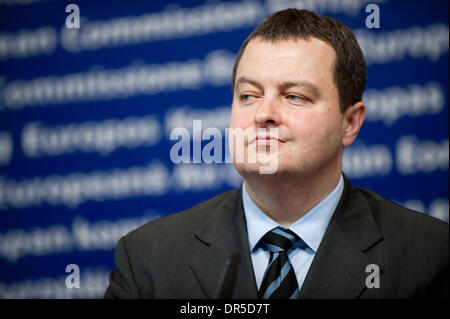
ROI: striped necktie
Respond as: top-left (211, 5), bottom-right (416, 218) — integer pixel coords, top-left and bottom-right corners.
top-left (258, 227), bottom-right (303, 299)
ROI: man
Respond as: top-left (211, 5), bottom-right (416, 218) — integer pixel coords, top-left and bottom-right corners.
top-left (104, 9), bottom-right (448, 299)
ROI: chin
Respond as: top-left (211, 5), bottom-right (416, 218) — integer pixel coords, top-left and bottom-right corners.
top-left (233, 161), bottom-right (291, 177)
top-left (233, 162), bottom-right (265, 176)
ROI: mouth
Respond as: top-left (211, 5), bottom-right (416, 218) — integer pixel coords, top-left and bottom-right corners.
top-left (251, 135), bottom-right (286, 146)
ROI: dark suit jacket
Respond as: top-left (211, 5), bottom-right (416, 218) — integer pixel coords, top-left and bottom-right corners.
top-left (104, 177), bottom-right (449, 299)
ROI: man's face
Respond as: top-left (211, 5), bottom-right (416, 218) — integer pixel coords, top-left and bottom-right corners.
top-left (230, 37), bottom-right (348, 177)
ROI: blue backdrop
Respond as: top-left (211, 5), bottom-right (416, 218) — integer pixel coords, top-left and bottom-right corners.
top-left (0, 0), bottom-right (448, 298)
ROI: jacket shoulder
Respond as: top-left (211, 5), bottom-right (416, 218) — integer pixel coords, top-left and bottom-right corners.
top-left (354, 184), bottom-right (448, 238)
top-left (123, 188), bottom-right (240, 245)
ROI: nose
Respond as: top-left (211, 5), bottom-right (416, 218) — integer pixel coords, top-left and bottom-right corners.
top-left (254, 95), bottom-right (281, 127)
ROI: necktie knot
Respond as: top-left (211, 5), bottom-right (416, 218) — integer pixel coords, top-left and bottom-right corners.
top-left (258, 227), bottom-right (302, 299)
top-left (261, 227), bottom-right (300, 253)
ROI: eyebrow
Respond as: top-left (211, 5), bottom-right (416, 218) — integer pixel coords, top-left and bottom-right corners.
top-left (236, 77), bottom-right (264, 92)
top-left (235, 76), bottom-right (320, 99)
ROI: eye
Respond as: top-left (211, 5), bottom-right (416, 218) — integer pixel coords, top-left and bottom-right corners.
top-left (287, 94), bottom-right (304, 101)
top-left (239, 94), bottom-right (257, 104)
top-left (285, 94), bottom-right (309, 105)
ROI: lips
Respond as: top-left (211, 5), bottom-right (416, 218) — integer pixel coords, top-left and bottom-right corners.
top-left (252, 135), bottom-right (285, 146)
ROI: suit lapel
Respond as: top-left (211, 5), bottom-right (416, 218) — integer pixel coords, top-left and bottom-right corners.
top-left (188, 177), bottom-right (383, 299)
top-left (188, 188), bottom-right (258, 298)
top-left (299, 177), bottom-right (383, 298)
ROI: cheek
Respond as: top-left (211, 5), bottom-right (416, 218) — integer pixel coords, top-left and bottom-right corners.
top-left (286, 110), bottom-right (342, 151)
top-left (287, 112), bottom-right (321, 139)
top-left (230, 107), bottom-right (253, 129)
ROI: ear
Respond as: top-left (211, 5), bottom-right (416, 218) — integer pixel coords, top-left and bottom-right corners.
top-left (342, 101), bottom-right (366, 147)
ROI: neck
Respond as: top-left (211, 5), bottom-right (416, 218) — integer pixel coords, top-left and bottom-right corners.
top-left (243, 169), bottom-right (342, 227)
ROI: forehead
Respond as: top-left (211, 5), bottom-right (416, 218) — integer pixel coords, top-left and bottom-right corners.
top-left (236, 37), bottom-right (336, 86)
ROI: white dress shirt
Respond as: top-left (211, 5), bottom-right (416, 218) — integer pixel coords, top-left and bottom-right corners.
top-left (242, 175), bottom-right (344, 290)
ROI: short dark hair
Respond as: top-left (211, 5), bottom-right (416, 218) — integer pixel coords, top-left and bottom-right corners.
top-left (231, 8), bottom-right (367, 112)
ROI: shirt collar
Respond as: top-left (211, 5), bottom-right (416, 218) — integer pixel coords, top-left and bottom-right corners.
top-left (242, 175), bottom-right (344, 253)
